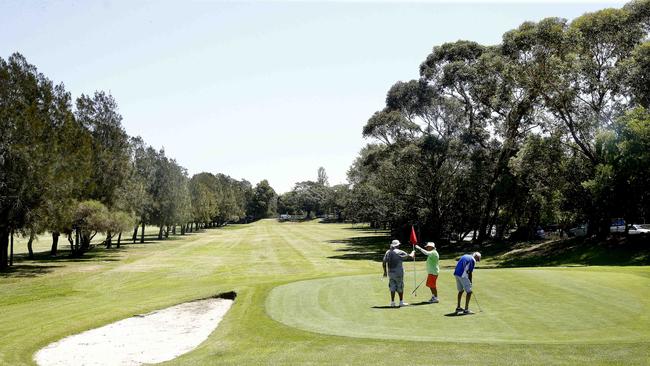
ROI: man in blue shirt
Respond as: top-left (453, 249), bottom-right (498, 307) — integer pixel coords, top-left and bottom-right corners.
top-left (454, 252), bottom-right (481, 314)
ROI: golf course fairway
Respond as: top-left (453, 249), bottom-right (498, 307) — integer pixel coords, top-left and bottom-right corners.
top-left (266, 269), bottom-right (650, 344)
top-left (1, 220), bottom-right (649, 365)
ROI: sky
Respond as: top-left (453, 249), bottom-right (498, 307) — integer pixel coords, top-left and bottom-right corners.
top-left (1, 0), bottom-right (624, 193)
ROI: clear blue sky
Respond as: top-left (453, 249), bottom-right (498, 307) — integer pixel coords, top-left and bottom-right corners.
top-left (1, 1), bottom-right (623, 193)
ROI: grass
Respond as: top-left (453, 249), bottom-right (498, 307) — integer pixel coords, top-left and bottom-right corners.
top-left (1, 219), bottom-right (648, 365)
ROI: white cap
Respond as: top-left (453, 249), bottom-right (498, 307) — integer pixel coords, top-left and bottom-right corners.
top-left (390, 240), bottom-right (400, 248)
top-left (425, 242), bottom-right (436, 249)
top-left (473, 252), bottom-right (482, 262)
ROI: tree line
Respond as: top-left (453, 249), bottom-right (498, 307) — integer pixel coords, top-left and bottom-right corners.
top-left (346, 1), bottom-right (650, 242)
top-left (0, 54), bottom-right (277, 269)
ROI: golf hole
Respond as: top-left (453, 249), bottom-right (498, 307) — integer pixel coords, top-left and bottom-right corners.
top-left (34, 292), bottom-right (236, 366)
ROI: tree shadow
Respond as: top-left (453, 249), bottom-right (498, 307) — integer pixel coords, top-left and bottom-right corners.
top-left (494, 236), bottom-right (650, 267)
top-left (327, 235), bottom-right (392, 261)
top-left (327, 235), bottom-right (431, 263)
top-left (13, 247), bottom-right (124, 263)
top-left (0, 264), bottom-right (61, 278)
top-left (344, 226), bottom-right (389, 234)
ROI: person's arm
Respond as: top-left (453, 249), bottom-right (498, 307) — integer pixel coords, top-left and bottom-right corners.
top-left (415, 245), bottom-right (431, 256)
top-left (382, 260), bottom-right (387, 277)
top-left (468, 271), bottom-right (473, 283)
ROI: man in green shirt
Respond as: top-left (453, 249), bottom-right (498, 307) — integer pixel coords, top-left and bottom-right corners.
top-left (415, 242), bottom-right (440, 303)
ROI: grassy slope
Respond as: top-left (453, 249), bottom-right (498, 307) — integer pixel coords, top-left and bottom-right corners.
top-left (0, 220), bottom-right (648, 365)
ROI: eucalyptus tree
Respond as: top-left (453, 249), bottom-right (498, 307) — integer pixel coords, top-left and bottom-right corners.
top-left (277, 191), bottom-right (300, 216)
top-left (520, 8), bottom-right (649, 235)
top-left (322, 184), bottom-right (350, 221)
top-left (249, 180), bottom-right (278, 219)
top-left (189, 173), bottom-right (219, 228)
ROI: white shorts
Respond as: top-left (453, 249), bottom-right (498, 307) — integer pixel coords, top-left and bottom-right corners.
top-left (455, 275), bottom-right (472, 293)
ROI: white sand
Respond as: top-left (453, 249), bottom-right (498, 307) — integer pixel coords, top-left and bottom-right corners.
top-left (35, 298), bottom-right (233, 366)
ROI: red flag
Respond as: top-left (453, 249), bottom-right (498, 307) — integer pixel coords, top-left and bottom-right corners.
top-left (409, 225), bottom-right (418, 246)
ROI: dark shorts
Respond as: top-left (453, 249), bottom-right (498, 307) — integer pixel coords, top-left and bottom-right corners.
top-left (388, 273), bottom-right (404, 293)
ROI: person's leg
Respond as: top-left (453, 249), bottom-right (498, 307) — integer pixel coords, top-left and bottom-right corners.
top-left (455, 276), bottom-right (464, 309)
top-left (426, 274), bottom-right (436, 297)
top-left (389, 276), bottom-right (397, 305)
top-left (461, 277), bottom-right (473, 311)
top-left (396, 275), bottom-right (406, 305)
top-left (431, 275), bottom-right (438, 298)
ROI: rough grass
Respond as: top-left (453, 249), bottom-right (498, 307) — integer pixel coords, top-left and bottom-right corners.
top-left (1, 219), bottom-right (648, 365)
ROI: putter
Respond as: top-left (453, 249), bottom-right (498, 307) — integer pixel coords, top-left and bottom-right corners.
top-left (411, 278), bottom-right (425, 295)
top-left (473, 292), bottom-right (483, 312)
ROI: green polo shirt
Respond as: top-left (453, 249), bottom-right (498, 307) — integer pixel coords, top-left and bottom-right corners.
top-left (426, 249), bottom-right (440, 275)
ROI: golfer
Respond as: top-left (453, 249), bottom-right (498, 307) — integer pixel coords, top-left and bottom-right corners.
top-left (382, 239), bottom-right (415, 307)
top-left (414, 242), bottom-right (439, 303)
top-left (454, 252), bottom-right (481, 314)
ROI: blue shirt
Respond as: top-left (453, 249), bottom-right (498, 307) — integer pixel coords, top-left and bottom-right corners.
top-left (453, 254), bottom-right (475, 278)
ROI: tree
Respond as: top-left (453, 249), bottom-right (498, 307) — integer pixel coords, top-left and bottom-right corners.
top-left (249, 180), bottom-right (277, 219)
top-left (0, 53), bottom-right (73, 268)
top-left (317, 167), bottom-right (329, 186)
top-left (75, 91), bottom-right (130, 209)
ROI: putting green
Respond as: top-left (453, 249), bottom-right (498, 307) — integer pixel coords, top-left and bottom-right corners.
top-left (266, 267), bottom-right (650, 344)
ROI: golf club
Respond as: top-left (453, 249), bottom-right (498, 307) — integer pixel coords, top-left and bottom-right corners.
top-left (473, 292), bottom-right (483, 312)
top-left (411, 278), bottom-right (425, 295)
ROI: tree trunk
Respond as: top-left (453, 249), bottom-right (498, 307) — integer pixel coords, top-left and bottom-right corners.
top-left (67, 232), bottom-right (74, 253)
top-left (140, 221), bottom-right (145, 243)
top-left (116, 232), bottom-right (122, 248)
top-left (158, 225), bottom-right (163, 240)
top-left (165, 225), bottom-right (170, 238)
top-left (105, 232), bottom-right (112, 249)
top-left (0, 227), bottom-right (8, 270)
top-left (27, 231), bottom-right (35, 260)
top-left (80, 229), bottom-right (90, 252)
top-left (180, 224), bottom-right (185, 235)
top-left (51, 231), bottom-right (60, 256)
top-left (10, 229), bottom-right (14, 266)
top-left (172, 225), bottom-right (176, 235)
top-left (132, 225), bottom-right (138, 243)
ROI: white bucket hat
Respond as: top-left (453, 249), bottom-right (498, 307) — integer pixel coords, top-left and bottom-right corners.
top-left (390, 240), bottom-right (400, 248)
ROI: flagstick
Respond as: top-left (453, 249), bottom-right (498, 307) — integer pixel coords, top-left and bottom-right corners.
top-left (413, 244), bottom-right (417, 297)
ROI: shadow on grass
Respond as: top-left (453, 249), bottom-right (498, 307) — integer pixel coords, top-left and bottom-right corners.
top-left (327, 235), bottom-right (392, 262)
top-left (329, 225), bottom-right (649, 267)
top-left (344, 227), bottom-right (389, 235)
top-left (371, 305), bottom-right (400, 309)
top-left (0, 264), bottom-right (62, 278)
top-left (494, 236), bottom-right (650, 267)
top-left (444, 312), bottom-right (474, 317)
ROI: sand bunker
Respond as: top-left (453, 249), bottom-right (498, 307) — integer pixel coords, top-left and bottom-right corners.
top-left (35, 296), bottom-right (234, 366)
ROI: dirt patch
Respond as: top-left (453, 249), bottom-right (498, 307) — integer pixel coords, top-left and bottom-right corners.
top-left (35, 294), bottom-right (235, 366)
